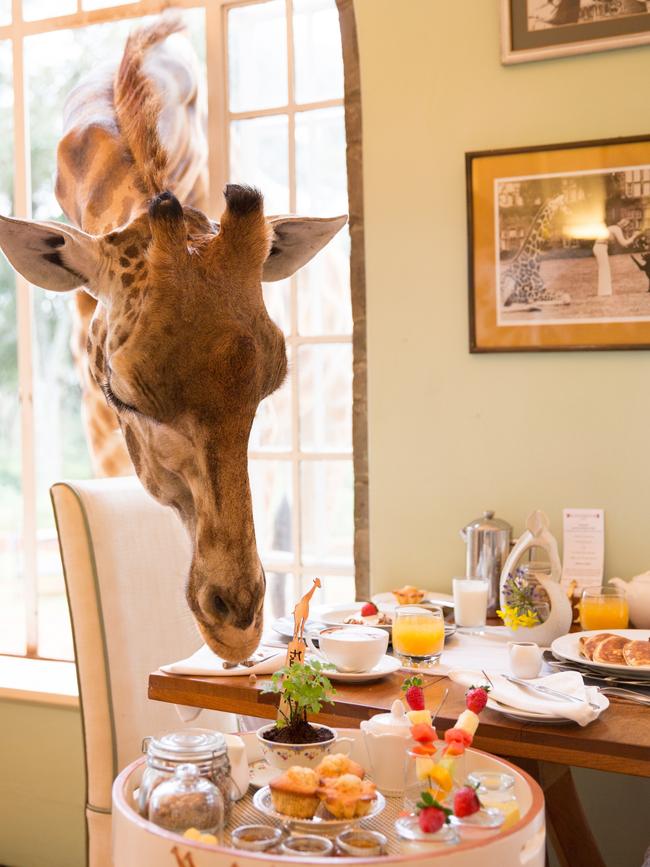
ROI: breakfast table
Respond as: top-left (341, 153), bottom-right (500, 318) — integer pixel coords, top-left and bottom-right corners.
top-left (148, 658), bottom-right (649, 867)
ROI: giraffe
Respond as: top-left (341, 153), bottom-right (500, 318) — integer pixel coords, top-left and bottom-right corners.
top-left (292, 577), bottom-right (321, 641)
top-left (0, 17), bottom-right (346, 663)
top-left (500, 194), bottom-right (571, 309)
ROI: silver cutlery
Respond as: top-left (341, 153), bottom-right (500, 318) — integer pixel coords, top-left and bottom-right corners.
top-left (543, 651), bottom-right (650, 687)
top-left (597, 687), bottom-right (650, 706)
top-left (503, 675), bottom-right (601, 711)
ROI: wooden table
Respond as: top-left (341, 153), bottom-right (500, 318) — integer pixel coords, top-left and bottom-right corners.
top-left (149, 667), bottom-right (649, 867)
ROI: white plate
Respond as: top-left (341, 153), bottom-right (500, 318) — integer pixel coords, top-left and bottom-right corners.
top-left (248, 758), bottom-right (281, 788)
top-left (551, 629), bottom-right (650, 677)
top-left (485, 689), bottom-right (609, 725)
top-left (252, 785), bottom-right (385, 833)
top-left (324, 654), bottom-right (402, 683)
top-left (372, 591), bottom-right (455, 610)
top-left (272, 602), bottom-right (456, 641)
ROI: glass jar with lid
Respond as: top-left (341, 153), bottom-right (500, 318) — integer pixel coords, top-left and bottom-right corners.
top-left (467, 771), bottom-right (520, 830)
top-left (138, 728), bottom-right (234, 823)
top-left (149, 763), bottom-right (224, 839)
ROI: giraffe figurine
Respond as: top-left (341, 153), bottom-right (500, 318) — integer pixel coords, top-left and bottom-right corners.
top-left (0, 17), bottom-right (346, 663)
top-left (501, 194), bottom-right (571, 309)
top-left (293, 577), bottom-right (322, 643)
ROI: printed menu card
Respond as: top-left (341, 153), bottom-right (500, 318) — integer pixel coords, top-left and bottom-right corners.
top-left (561, 508), bottom-right (604, 591)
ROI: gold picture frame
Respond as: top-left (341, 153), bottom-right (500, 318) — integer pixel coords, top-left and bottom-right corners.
top-left (467, 135), bottom-right (650, 352)
top-left (501, 0), bottom-right (650, 64)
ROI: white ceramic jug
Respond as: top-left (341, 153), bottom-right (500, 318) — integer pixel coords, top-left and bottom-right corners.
top-left (508, 642), bottom-right (543, 679)
top-left (609, 573), bottom-right (650, 628)
top-left (359, 699), bottom-right (412, 795)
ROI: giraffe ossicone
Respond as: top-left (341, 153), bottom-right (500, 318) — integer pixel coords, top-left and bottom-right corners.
top-left (0, 17), bottom-right (346, 663)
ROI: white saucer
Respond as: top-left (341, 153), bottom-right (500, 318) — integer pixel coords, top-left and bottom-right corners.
top-left (324, 654), bottom-right (402, 683)
top-left (248, 758), bottom-right (281, 788)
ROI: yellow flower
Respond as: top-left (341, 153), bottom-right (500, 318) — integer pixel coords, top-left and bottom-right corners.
top-left (497, 604), bottom-right (540, 630)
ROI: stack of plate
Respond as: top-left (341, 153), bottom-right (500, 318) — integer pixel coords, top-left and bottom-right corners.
top-left (550, 629), bottom-right (650, 684)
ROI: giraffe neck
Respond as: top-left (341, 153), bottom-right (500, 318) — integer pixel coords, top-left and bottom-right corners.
top-left (515, 201), bottom-right (558, 264)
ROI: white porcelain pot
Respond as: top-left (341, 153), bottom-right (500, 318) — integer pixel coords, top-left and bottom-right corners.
top-left (609, 574), bottom-right (650, 629)
top-left (255, 722), bottom-right (353, 770)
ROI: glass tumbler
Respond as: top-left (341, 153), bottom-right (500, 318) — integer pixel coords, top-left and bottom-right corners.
top-left (392, 605), bottom-right (445, 665)
top-left (579, 586), bottom-right (629, 630)
top-left (452, 577), bottom-right (488, 633)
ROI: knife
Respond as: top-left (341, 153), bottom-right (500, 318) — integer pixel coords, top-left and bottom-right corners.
top-left (503, 675), bottom-right (601, 711)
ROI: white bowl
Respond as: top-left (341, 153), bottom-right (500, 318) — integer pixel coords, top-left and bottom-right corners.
top-left (255, 723), bottom-right (352, 770)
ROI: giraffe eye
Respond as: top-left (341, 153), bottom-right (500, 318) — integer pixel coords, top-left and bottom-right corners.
top-left (101, 382), bottom-right (140, 416)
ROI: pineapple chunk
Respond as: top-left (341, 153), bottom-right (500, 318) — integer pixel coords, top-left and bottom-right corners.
top-left (415, 757), bottom-right (436, 780)
top-left (456, 709), bottom-right (479, 736)
top-left (407, 709), bottom-right (432, 725)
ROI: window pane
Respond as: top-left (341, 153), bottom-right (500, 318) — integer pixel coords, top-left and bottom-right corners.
top-left (263, 278), bottom-right (291, 335)
top-left (250, 460), bottom-right (293, 560)
top-left (293, 0), bottom-right (343, 104)
top-left (298, 226), bottom-right (351, 335)
top-left (301, 461), bottom-right (353, 566)
top-left (264, 571), bottom-right (298, 623)
top-left (250, 359), bottom-right (292, 452)
top-left (230, 115), bottom-right (289, 214)
top-left (298, 344), bottom-right (351, 452)
top-left (0, 41), bottom-right (24, 655)
top-left (0, 1), bottom-right (10, 25)
top-left (228, 0), bottom-right (287, 113)
top-left (295, 106), bottom-right (347, 214)
top-left (23, 0), bottom-right (76, 21)
top-left (82, 0), bottom-right (138, 9)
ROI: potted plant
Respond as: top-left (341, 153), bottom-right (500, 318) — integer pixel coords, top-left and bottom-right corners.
top-left (257, 660), bottom-right (351, 768)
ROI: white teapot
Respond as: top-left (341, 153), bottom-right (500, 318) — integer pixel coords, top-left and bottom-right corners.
top-left (359, 699), bottom-right (412, 796)
top-left (609, 573), bottom-right (650, 629)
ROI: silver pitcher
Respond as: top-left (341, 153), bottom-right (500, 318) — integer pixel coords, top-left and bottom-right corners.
top-left (460, 511), bottom-right (512, 615)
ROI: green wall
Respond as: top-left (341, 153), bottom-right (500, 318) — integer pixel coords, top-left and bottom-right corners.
top-left (355, 0), bottom-right (650, 589)
top-left (0, 700), bottom-right (85, 867)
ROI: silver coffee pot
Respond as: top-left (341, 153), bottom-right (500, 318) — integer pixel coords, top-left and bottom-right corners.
top-left (460, 511), bottom-right (513, 615)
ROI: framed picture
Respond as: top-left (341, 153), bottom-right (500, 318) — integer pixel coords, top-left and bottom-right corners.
top-left (467, 134), bottom-right (650, 352)
top-left (501, 0), bottom-right (650, 64)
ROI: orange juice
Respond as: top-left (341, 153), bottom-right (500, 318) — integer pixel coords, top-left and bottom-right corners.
top-left (580, 596), bottom-right (629, 630)
top-left (392, 614), bottom-right (444, 658)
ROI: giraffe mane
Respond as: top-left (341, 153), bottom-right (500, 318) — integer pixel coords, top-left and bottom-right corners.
top-left (113, 14), bottom-right (184, 198)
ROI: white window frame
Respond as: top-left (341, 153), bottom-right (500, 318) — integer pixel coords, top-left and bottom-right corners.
top-left (1, 0), bottom-right (352, 659)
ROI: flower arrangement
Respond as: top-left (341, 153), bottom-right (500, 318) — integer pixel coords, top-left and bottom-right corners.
top-left (497, 568), bottom-right (550, 630)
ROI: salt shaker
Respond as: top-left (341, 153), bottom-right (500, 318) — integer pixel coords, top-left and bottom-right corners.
top-left (148, 762), bottom-right (224, 839)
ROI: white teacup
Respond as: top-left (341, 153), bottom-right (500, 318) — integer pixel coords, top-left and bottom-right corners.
top-left (307, 625), bottom-right (389, 673)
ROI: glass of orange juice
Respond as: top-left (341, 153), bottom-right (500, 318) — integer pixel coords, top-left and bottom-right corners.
top-left (392, 606), bottom-right (445, 665)
top-left (579, 586), bottom-right (629, 630)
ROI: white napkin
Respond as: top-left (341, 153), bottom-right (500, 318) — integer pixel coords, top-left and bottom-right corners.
top-left (161, 644), bottom-right (286, 676)
top-left (448, 669), bottom-right (602, 726)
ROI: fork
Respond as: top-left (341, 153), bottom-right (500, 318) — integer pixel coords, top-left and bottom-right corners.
top-left (597, 687), bottom-right (650, 706)
top-left (503, 675), bottom-right (602, 711)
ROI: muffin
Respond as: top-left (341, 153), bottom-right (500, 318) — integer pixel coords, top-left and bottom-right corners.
top-left (269, 766), bottom-right (320, 819)
top-left (318, 773), bottom-right (377, 819)
top-left (316, 753), bottom-right (365, 780)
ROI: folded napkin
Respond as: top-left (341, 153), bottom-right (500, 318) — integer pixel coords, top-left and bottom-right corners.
top-left (448, 669), bottom-right (602, 726)
top-left (161, 644), bottom-right (286, 677)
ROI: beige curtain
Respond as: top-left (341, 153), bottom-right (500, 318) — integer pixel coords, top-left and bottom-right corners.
top-left (336, 0), bottom-right (369, 600)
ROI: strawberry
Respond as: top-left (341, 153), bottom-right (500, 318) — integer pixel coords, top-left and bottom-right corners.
top-left (465, 685), bottom-right (490, 715)
top-left (401, 675), bottom-right (425, 710)
top-left (360, 601), bottom-right (378, 617)
top-left (418, 806), bottom-right (445, 834)
top-left (416, 791), bottom-right (452, 834)
top-left (453, 785), bottom-right (481, 818)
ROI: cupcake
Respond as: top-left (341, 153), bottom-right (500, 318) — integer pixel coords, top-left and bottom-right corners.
top-left (318, 774), bottom-right (377, 820)
top-left (269, 766), bottom-right (320, 819)
top-left (316, 753), bottom-right (365, 780)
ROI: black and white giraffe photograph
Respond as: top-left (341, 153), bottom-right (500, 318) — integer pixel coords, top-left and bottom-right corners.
top-left (496, 167), bottom-right (650, 325)
top-left (527, 0), bottom-right (650, 31)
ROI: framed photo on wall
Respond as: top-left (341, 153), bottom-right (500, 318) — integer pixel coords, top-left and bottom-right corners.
top-left (501, 0), bottom-right (650, 64)
top-left (467, 134), bottom-right (650, 352)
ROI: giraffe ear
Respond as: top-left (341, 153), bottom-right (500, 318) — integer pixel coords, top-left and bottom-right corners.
top-left (262, 215), bottom-right (347, 282)
top-left (0, 215), bottom-right (104, 298)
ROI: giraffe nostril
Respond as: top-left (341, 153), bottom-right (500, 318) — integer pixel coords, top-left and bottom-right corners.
top-left (212, 592), bottom-right (229, 618)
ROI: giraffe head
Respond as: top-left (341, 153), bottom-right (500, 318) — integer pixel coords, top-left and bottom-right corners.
top-left (0, 186), bottom-right (346, 662)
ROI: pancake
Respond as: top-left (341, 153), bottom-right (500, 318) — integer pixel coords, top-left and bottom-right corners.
top-left (622, 640), bottom-right (650, 667)
top-left (579, 632), bottom-right (613, 661)
top-left (592, 635), bottom-right (632, 665)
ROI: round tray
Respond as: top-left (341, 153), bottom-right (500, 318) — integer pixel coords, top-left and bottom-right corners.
top-left (112, 729), bottom-right (545, 866)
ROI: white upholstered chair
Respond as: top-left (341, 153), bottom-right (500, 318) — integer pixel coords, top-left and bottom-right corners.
top-left (51, 477), bottom-right (235, 867)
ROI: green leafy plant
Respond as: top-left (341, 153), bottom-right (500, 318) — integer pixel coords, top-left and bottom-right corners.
top-left (261, 659), bottom-right (337, 729)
